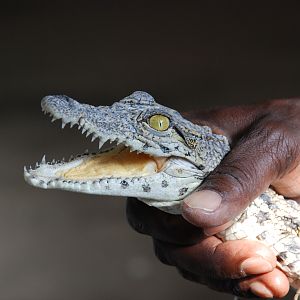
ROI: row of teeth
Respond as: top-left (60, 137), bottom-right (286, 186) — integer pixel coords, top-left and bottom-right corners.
top-left (24, 166), bottom-right (142, 187)
top-left (25, 150), bottom-right (97, 170)
top-left (25, 107), bottom-right (148, 171)
top-left (27, 142), bottom-right (148, 172)
top-left (41, 108), bottom-right (143, 153)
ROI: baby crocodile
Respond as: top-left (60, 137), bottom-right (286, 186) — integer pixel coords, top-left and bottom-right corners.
top-left (24, 91), bottom-right (300, 298)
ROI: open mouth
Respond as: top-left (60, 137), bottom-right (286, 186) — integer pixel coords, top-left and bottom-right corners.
top-left (24, 94), bottom-right (206, 214)
top-left (55, 145), bottom-right (169, 181)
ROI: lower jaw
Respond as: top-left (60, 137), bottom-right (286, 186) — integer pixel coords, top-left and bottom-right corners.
top-left (24, 145), bottom-right (202, 212)
top-left (24, 154), bottom-right (193, 210)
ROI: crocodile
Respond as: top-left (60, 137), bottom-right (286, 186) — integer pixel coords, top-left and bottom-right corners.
top-left (24, 91), bottom-right (300, 298)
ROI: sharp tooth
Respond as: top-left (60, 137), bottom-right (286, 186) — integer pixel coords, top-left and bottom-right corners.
top-left (51, 117), bottom-right (57, 122)
top-left (62, 157), bottom-right (65, 162)
top-left (81, 127), bottom-right (87, 134)
top-left (24, 166), bottom-right (28, 173)
top-left (79, 118), bottom-right (85, 126)
top-left (69, 154), bottom-right (74, 161)
top-left (86, 130), bottom-right (92, 137)
top-left (52, 158), bottom-right (56, 164)
top-left (41, 155), bottom-right (46, 164)
top-left (35, 162), bottom-right (39, 167)
top-left (70, 121), bottom-right (76, 128)
top-left (61, 122), bottom-right (66, 129)
top-left (98, 138), bottom-right (106, 149)
top-left (91, 134), bottom-right (97, 142)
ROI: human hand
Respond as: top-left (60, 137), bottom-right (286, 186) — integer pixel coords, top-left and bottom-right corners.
top-left (127, 99), bottom-right (300, 298)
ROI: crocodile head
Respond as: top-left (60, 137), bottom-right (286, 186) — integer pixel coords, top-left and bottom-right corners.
top-left (24, 91), bottom-right (229, 214)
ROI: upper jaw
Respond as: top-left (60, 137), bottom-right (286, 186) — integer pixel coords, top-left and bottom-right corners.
top-left (41, 95), bottom-right (125, 150)
top-left (41, 95), bottom-right (190, 159)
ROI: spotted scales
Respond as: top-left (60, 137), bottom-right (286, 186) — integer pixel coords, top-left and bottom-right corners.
top-left (219, 189), bottom-right (300, 299)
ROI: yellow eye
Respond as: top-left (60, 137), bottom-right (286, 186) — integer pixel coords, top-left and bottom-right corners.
top-left (149, 115), bottom-right (170, 131)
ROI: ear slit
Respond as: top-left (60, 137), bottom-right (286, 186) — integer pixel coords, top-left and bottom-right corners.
top-left (174, 127), bottom-right (189, 146)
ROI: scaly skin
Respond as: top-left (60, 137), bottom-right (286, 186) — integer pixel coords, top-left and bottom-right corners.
top-left (24, 91), bottom-right (229, 213)
top-left (24, 91), bottom-right (300, 297)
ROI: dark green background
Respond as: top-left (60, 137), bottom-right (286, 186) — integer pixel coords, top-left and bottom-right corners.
top-left (1, 1), bottom-right (300, 299)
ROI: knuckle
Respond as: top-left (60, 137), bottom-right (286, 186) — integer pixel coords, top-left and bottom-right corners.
top-left (204, 163), bottom-right (253, 197)
top-left (153, 239), bottom-right (173, 266)
top-left (231, 282), bottom-right (255, 298)
top-left (231, 114), bottom-right (300, 182)
top-left (266, 98), bottom-right (300, 113)
top-left (264, 99), bottom-right (300, 140)
top-left (206, 278), bottom-right (254, 297)
top-left (177, 268), bottom-right (201, 283)
top-left (258, 120), bottom-right (300, 174)
top-left (127, 218), bottom-right (147, 234)
top-left (126, 202), bottom-right (148, 234)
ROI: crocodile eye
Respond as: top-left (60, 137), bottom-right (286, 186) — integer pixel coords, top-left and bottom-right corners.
top-left (149, 115), bottom-right (170, 131)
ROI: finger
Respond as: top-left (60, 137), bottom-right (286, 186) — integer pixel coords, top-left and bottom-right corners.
top-left (126, 197), bottom-right (202, 245)
top-left (239, 268), bottom-right (290, 298)
top-left (177, 266), bottom-right (289, 298)
top-left (153, 237), bottom-right (277, 279)
top-left (176, 268), bottom-right (243, 296)
top-left (182, 119), bottom-right (300, 228)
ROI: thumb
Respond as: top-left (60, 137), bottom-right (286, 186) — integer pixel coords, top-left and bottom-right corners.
top-left (182, 122), bottom-right (298, 229)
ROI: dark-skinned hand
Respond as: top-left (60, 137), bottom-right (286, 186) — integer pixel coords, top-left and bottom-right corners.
top-left (127, 99), bottom-right (300, 298)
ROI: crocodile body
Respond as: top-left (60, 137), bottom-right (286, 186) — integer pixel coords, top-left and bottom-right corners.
top-left (24, 91), bottom-right (300, 295)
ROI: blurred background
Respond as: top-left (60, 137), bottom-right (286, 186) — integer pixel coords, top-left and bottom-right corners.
top-left (1, 1), bottom-right (300, 299)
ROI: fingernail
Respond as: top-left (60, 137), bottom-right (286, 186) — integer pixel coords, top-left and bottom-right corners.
top-left (184, 190), bottom-right (222, 212)
top-left (249, 282), bottom-right (273, 298)
top-left (240, 257), bottom-right (273, 275)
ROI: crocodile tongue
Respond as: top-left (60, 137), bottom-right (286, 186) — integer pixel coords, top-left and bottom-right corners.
top-left (58, 146), bottom-right (168, 180)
